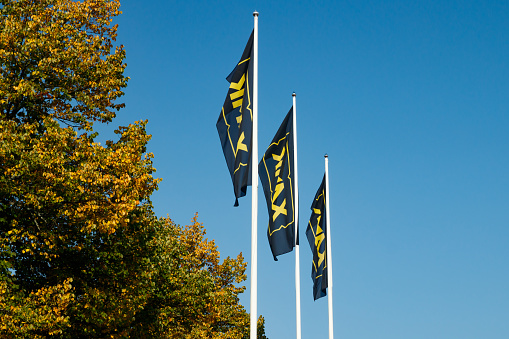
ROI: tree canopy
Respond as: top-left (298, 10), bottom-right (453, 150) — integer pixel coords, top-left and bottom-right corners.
top-left (0, 0), bottom-right (127, 130)
top-left (0, 0), bottom-right (267, 337)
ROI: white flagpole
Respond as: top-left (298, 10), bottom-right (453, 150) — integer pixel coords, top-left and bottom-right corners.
top-left (293, 93), bottom-right (302, 339)
top-left (250, 11), bottom-right (259, 339)
top-left (325, 154), bottom-right (334, 339)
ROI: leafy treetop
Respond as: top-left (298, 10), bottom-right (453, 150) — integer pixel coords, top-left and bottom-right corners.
top-left (0, 0), bottom-right (127, 130)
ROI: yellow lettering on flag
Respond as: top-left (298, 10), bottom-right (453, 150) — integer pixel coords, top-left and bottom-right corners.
top-left (315, 224), bottom-right (326, 267)
top-left (272, 182), bottom-right (284, 203)
top-left (229, 74), bottom-right (245, 109)
top-left (270, 147), bottom-right (288, 221)
top-left (236, 131), bottom-right (248, 154)
top-left (272, 199), bottom-right (287, 221)
top-left (272, 147), bottom-right (285, 177)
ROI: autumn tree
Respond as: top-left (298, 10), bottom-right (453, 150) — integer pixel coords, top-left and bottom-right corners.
top-left (0, 0), bottom-right (263, 338)
top-left (129, 215), bottom-right (254, 339)
top-left (0, 1), bottom-right (158, 336)
top-left (0, 0), bottom-right (127, 130)
top-left (0, 117), bottom-right (158, 337)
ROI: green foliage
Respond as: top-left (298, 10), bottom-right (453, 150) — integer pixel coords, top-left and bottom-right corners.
top-left (0, 0), bottom-right (265, 338)
top-left (0, 0), bottom-right (127, 130)
top-left (129, 215), bottom-right (251, 339)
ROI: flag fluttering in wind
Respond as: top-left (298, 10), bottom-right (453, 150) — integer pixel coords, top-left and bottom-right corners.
top-left (259, 108), bottom-right (297, 260)
top-left (216, 31), bottom-right (254, 206)
top-left (306, 175), bottom-right (328, 300)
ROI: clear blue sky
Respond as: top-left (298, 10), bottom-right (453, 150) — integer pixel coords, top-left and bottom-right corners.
top-left (101, 1), bottom-right (509, 338)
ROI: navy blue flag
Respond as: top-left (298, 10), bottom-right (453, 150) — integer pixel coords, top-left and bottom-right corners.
top-left (259, 108), bottom-right (296, 260)
top-left (306, 175), bottom-right (327, 300)
top-left (216, 31), bottom-right (254, 206)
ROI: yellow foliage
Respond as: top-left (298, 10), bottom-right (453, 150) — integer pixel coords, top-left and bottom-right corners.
top-left (0, 279), bottom-right (74, 338)
top-left (136, 214), bottom-right (250, 338)
top-left (0, 0), bottom-right (127, 130)
top-left (0, 0), bottom-right (264, 337)
top-left (0, 117), bottom-right (160, 236)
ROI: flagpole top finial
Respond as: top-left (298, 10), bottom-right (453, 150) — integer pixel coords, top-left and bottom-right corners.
top-left (292, 92), bottom-right (296, 97)
top-left (253, 11), bottom-right (259, 17)
top-left (324, 154), bottom-right (328, 158)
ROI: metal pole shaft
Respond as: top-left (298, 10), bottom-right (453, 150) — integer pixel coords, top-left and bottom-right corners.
top-left (293, 93), bottom-right (301, 339)
top-left (250, 11), bottom-right (259, 339)
top-left (325, 155), bottom-right (334, 339)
